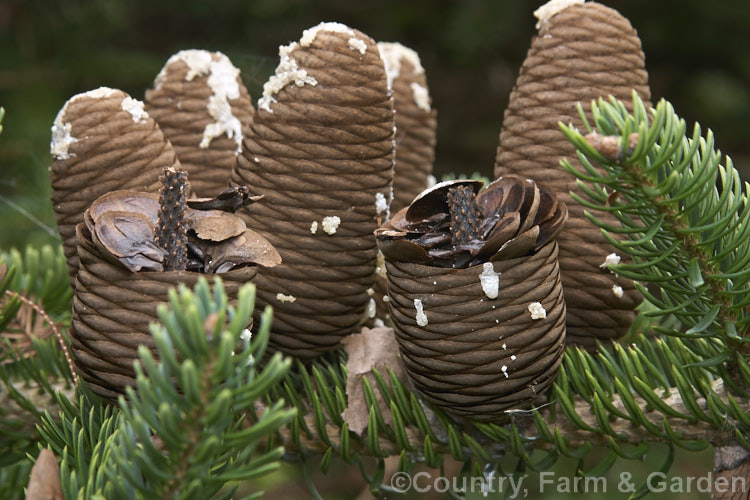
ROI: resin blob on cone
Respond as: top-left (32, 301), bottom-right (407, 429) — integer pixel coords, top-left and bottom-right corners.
top-left (233, 23), bottom-right (394, 359)
top-left (494, 0), bottom-right (651, 346)
top-left (50, 88), bottom-right (175, 283)
top-left (145, 50), bottom-right (255, 197)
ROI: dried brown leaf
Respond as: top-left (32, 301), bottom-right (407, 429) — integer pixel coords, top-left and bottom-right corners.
top-left (341, 326), bottom-right (407, 436)
top-left (25, 449), bottom-right (62, 500)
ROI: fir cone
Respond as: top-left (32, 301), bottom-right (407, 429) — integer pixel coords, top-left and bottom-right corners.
top-left (376, 177), bottom-right (567, 422)
top-left (50, 87), bottom-right (176, 284)
top-left (145, 50), bottom-right (255, 197)
top-left (378, 42), bottom-right (437, 214)
top-left (233, 23), bottom-right (394, 359)
top-left (494, 0), bottom-right (651, 347)
top-left (70, 176), bottom-right (280, 400)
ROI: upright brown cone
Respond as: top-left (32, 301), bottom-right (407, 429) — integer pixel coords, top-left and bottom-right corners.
top-left (376, 177), bottom-right (568, 422)
top-left (233, 23), bottom-right (395, 359)
top-left (377, 42), bottom-right (437, 214)
top-left (50, 88), bottom-right (176, 283)
top-left (145, 50), bottom-right (256, 197)
top-left (69, 175), bottom-right (279, 401)
top-left (494, 0), bottom-right (651, 347)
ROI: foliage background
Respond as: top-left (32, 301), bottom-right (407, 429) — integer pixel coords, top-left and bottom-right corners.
top-left (1, 1), bottom-right (748, 497)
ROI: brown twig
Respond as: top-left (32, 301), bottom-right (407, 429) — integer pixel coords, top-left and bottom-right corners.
top-left (4, 290), bottom-right (78, 386)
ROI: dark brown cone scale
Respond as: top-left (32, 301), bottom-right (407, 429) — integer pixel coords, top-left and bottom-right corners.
top-left (377, 42), bottom-right (437, 214)
top-left (70, 223), bottom-right (256, 401)
top-left (494, 2), bottom-right (650, 347)
top-left (145, 50), bottom-right (256, 197)
top-left (50, 88), bottom-right (176, 284)
top-left (233, 24), bottom-right (394, 359)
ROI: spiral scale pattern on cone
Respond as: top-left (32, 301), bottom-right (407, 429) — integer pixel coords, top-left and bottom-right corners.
top-left (70, 223), bottom-right (256, 401)
top-left (50, 88), bottom-right (176, 283)
top-left (145, 50), bottom-right (256, 197)
top-left (385, 241), bottom-right (565, 422)
top-left (494, 2), bottom-right (650, 346)
top-left (233, 25), bottom-right (394, 358)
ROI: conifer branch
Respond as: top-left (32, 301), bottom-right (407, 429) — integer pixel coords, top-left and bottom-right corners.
top-left (560, 94), bottom-right (750, 377)
top-left (35, 278), bottom-right (295, 499)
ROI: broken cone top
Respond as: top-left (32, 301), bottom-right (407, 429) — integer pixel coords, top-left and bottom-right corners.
top-left (83, 188), bottom-right (280, 274)
top-left (376, 176), bottom-right (567, 268)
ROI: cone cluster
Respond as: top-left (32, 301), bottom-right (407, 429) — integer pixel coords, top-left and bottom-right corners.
top-left (51, 29), bottom-right (438, 393)
top-left (50, 1), bottom-right (655, 418)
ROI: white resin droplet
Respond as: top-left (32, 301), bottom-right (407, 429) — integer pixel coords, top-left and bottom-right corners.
top-left (276, 293), bottom-right (296, 303)
top-left (528, 302), bottom-right (547, 320)
top-left (600, 252), bottom-right (621, 269)
top-left (50, 87), bottom-right (119, 160)
top-left (479, 262), bottom-right (501, 299)
top-left (258, 42), bottom-right (317, 113)
top-left (377, 42), bottom-right (425, 90)
top-left (121, 96), bottom-right (148, 123)
top-left (533, 0), bottom-right (585, 30)
top-left (321, 216), bottom-right (341, 235)
top-left (410, 82), bottom-right (431, 111)
top-left (348, 37), bottom-right (367, 54)
top-left (300, 22), bottom-right (355, 47)
top-left (414, 299), bottom-right (428, 327)
top-left (200, 54), bottom-right (243, 153)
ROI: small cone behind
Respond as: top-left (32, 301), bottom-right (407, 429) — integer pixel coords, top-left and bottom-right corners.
top-left (378, 42), bottom-right (437, 214)
top-left (145, 50), bottom-right (256, 197)
top-left (50, 88), bottom-right (175, 283)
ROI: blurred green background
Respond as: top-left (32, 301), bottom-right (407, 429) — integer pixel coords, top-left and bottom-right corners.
top-left (1, 0), bottom-right (747, 497)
